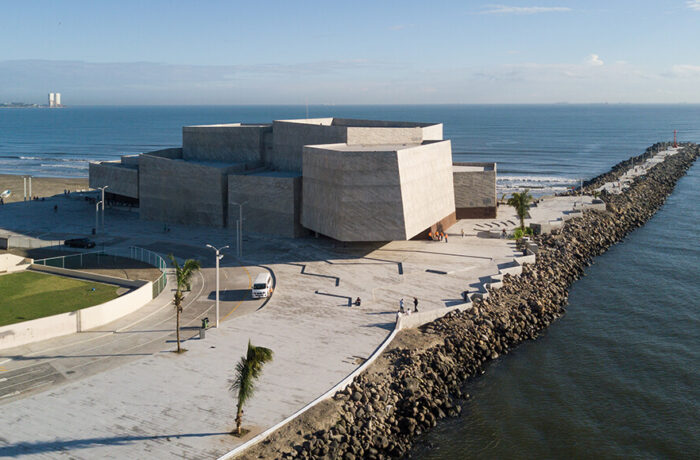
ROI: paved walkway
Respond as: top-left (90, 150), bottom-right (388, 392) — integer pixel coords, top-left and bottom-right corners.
top-left (596, 147), bottom-right (680, 194)
top-left (0, 191), bottom-right (584, 458)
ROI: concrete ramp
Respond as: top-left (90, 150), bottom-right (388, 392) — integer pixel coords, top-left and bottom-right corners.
top-left (0, 253), bottom-right (31, 273)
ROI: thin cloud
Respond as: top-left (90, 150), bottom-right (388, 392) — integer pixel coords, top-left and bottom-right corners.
top-left (479, 4), bottom-right (571, 14)
top-left (586, 54), bottom-right (604, 67)
top-left (687, 1), bottom-right (700, 11)
top-left (669, 64), bottom-right (700, 76)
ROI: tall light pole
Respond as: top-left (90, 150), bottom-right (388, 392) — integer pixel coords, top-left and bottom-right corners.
top-left (97, 186), bottom-right (109, 231)
top-left (206, 244), bottom-right (229, 327)
top-left (23, 176), bottom-right (32, 201)
top-left (95, 201), bottom-right (102, 233)
top-left (230, 201), bottom-right (247, 258)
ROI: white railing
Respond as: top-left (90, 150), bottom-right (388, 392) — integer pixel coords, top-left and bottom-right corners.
top-left (34, 246), bottom-right (167, 298)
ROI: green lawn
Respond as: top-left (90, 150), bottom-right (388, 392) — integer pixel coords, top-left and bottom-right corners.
top-left (0, 271), bottom-right (119, 327)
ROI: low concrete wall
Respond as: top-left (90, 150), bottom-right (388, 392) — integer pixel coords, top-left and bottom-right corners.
top-left (395, 302), bottom-right (473, 330)
top-left (514, 254), bottom-right (536, 265)
top-left (0, 270), bottom-right (152, 350)
top-left (79, 281), bottom-right (153, 331)
top-left (0, 311), bottom-right (77, 351)
top-left (0, 235), bottom-right (63, 250)
top-left (30, 264), bottom-right (146, 288)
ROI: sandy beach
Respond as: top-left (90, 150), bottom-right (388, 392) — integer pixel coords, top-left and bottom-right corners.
top-left (0, 174), bottom-right (89, 204)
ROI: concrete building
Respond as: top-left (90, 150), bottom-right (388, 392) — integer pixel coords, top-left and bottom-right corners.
top-left (90, 118), bottom-right (496, 242)
top-left (48, 93), bottom-right (61, 108)
top-left (453, 162), bottom-right (497, 218)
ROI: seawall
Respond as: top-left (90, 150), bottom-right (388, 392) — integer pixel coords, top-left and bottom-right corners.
top-left (241, 143), bottom-right (700, 459)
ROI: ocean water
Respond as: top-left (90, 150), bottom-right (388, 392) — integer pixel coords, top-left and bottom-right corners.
top-left (1, 105), bottom-right (699, 457)
top-left (412, 161), bottom-right (700, 459)
top-left (2, 105), bottom-right (700, 196)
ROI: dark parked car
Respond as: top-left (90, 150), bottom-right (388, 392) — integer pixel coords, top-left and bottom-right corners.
top-left (64, 238), bottom-right (96, 249)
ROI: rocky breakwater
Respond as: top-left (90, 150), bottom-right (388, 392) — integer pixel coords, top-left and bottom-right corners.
top-left (241, 144), bottom-right (699, 460)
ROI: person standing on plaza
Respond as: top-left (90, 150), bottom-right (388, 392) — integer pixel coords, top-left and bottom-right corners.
top-left (399, 298), bottom-right (405, 314)
top-left (413, 297), bottom-right (419, 312)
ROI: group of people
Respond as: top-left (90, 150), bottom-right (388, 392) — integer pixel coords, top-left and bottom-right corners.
top-left (63, 189), bottom-right (72, 196)
top-left (427, 231), bottom-right (448, 243)
top-left (398, 297), bottom-right (419, 316)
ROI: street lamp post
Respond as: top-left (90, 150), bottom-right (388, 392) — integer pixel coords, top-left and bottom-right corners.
top-left (230, 201), bottom-right (247, 258)
top-left (97, 186), bottom-right (109, 231)
top-left (206, 244), bottom-right (229, 327)
top-left (95, 201), bottom-right (102, 233)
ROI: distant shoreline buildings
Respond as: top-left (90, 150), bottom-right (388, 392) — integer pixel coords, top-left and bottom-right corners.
top-left (48, 92), bottom-right (62, 108)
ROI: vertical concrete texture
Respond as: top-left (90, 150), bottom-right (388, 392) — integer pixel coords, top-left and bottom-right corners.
top-left (453, 162), bottom-right (497, 218)
top-left (302, 145), bottom-right (405, 241)
top-left (270, 119), bottom-right (443, 173)
top-left (398, 141), bottom-right (456, 238)
top-left (270, 120), bottom-right (346, 172)
top-left (139, 155), bottom-right (245, 227)
top-left (144, 148), bottom-right (183, 159)
top-left (302, 141), bottom-right (455, 241)
top-left (227, 172), bottom-right (305, 238)
top-left (182, 124), bottom-right (271, 163)
top-left (345, 127), bottom-right (423, 145)
top-left (89, 162), bottom-right (139, 199)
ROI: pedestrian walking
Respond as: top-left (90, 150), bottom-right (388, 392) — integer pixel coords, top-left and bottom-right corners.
top-left (444, 233), bottom-right (448, 243)
top-left (399, 298), bottom-right (405, 314)
top-left (461, 228), bottom-right (464, 238)
top-left (413, 297), bottom-right (419, 312)
top-left (53, 204), bottom-right (58, 213)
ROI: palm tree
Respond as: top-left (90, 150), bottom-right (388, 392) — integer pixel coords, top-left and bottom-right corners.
top-left (507, 189), bottom-right (534, 231)
top-left (168, 254), bottom-right (201, 353)
top-left (230, 340), bottom-right (274, 435)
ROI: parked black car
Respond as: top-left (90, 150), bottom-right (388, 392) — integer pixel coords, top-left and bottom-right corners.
top-left (64, 238), bottom-right (96, 249)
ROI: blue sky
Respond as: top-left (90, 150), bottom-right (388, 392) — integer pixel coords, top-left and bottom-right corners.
top-left (2, 1), bottom-right (700, 104)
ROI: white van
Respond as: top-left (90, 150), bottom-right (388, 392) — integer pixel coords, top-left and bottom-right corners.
top-left (252, 272), bottom-right (272, 298)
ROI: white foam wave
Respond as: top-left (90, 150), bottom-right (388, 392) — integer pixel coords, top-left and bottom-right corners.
top-left (39, 163), bottom-right (89, 170)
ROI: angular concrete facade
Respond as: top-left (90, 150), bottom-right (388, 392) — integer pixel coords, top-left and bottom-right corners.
top-left (139, 155), bottom-right (246, 227)
top-left (301, 141), bottom-right (455, 241)
top-left (183, 124), bottom-right (270, 164)
top-left (89, 162), bottom-right (139, 199)
top-left (228, 171), bottom-right (305, 238)
top-left (89, 117), bottom-right (495, 241)
top-left (453, 162), bottom-right (497, 218)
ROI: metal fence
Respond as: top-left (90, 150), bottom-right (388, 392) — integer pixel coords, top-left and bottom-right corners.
top-left (128, 247), bottom-right (168, 298)
top-left (34, 246), bottom-right (168, 298)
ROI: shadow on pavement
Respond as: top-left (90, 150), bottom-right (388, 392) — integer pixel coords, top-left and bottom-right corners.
top-left (0, 432), bottom-right (232, 456)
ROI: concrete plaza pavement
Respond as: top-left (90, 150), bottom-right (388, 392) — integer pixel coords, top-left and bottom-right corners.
top-left (0, 192), bottom-right (584, 458)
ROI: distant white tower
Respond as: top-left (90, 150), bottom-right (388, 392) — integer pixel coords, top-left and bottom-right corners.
top-left (55, 93), bottom-right (61, 107)
top-left (48, 93), bottom-right (55, 107)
